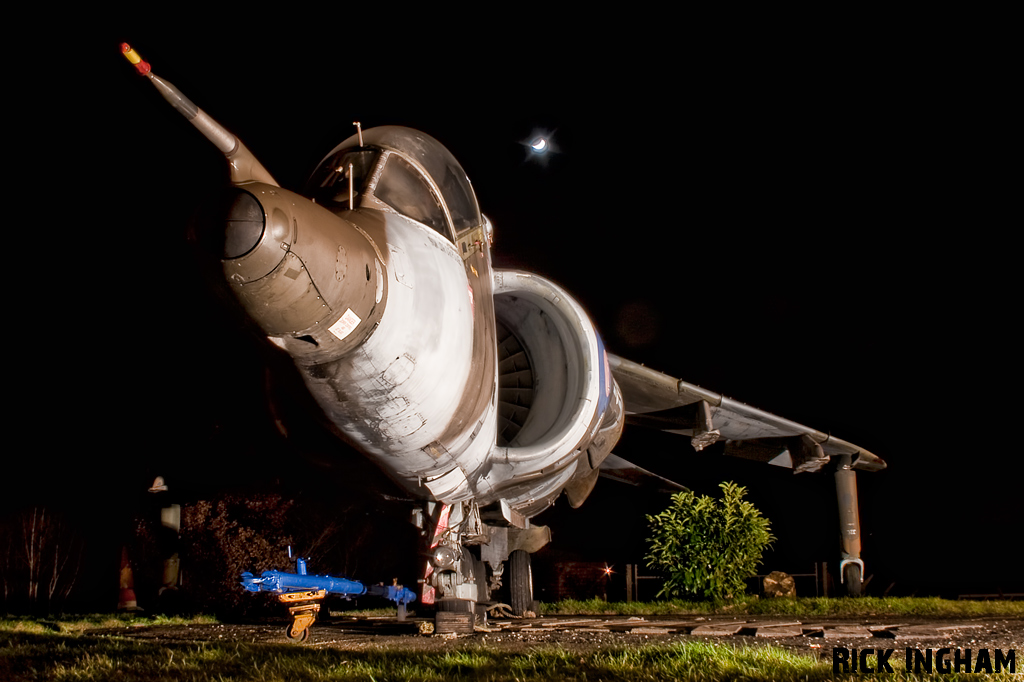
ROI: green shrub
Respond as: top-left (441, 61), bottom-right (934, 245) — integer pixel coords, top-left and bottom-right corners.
top-left (646, 482), bottom-right (774, 600)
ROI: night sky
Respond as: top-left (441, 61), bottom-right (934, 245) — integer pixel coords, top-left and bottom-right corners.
top-left (9, 22), bottom-right (1017, 602)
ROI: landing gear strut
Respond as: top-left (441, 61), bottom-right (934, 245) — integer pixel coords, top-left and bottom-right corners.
top-left (419, 501), bottom-right (549, 629)
top-left (835, 454), bottom-right (864, 597)
top-left (421, 503), bottom-right (489, 632)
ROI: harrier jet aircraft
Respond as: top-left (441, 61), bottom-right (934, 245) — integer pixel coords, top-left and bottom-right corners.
top-left (122, 44), bottom-right (884, 622)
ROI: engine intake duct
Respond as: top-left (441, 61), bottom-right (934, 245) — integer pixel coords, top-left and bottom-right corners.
top-left (490, 270), bottom-right (603, 471)
top-left (496, 319), bottom-right (534, 446)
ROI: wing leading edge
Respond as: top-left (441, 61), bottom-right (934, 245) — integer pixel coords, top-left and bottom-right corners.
top-left (608, 355), bottom-right (885, 474)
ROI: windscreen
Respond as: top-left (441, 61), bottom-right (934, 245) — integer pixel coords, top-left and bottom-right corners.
top-left (305, 127), bottom-right (483, 234)
top-left (374, 154), bottom-right (450, 238)
top-left (306, 148), bottom-right (380, 210)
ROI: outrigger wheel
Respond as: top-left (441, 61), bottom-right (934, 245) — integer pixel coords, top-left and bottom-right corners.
top-left (842, 561), bottom-right (863, 598)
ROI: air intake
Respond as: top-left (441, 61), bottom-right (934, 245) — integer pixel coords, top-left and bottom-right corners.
top-left (496, 319), bottom-right (533, 446)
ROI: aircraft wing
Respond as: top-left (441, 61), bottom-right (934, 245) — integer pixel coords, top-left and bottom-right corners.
top-left (597, 453), bottom-right (687, 493)
top-left (608, 354), bottom-right (885, 473)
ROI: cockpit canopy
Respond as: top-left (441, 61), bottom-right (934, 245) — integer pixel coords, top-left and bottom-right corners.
top-left (305, 126), bottom-right (482, 242)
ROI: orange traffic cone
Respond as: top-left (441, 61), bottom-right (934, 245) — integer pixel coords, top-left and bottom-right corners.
top-left (118, 546), bottom-right (138, 611)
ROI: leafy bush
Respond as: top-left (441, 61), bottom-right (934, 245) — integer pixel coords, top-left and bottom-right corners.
top-left (178, 494), bottom-right (295, 615)
top-left (646, 482), bottom-right (774, 601)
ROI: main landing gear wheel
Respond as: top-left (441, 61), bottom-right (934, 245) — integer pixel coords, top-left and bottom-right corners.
top-left (509, 549), bottom-right (533, 616)
top-left (843, 562), bottom-right (862, 598)
top-left (285, 625), bottom-right (310, 643)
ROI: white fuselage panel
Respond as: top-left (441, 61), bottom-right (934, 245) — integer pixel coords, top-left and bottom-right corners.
top-left (300, 214), bottom-right (484, 495)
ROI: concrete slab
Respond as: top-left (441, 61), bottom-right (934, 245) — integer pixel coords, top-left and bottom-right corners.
top-left (540, 619), bottom-right (596, 628)
top-left (822, 625), bottom-right (873, 638)
top-left (639, 620), bottom-right (701, 630)
top-left (893, 624), bottom-right (955, 639)
top-left (935, 624), bottom-right (982, 631)
top-left (602, 614), bottom-right (700, 630)
top-left (691, 623), bottom-right (747, 636)
top-left (753, 626), bottom-right (804, 637)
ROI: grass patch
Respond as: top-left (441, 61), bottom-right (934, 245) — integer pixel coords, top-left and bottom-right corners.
top-left (2, 606), bottom-right (1020, 681)
top-left (0, 613), bottom-right (217, 636)
top-left (0, 631), bottom-right (838, 681)
top-left (3, 633), bottom-right (1019, 681)
top-left (540, 596), bottom-right (1024, 618)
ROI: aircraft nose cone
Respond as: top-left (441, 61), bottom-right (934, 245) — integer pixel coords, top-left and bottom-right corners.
top-left (190, 185), bottom-right (290, 284)
top-left (222, 189), bottom-right (265, 259)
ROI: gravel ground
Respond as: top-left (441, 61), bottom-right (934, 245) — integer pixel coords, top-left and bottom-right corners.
top-left (103, 615), bottom-right (1024, 661)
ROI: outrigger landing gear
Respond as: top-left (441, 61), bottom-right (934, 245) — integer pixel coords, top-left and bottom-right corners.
top-left (834, 454), bottom-right (864, 597)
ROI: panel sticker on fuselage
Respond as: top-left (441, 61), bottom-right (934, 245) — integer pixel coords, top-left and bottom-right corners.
top-left (328, 308), bottom-right (361, 341)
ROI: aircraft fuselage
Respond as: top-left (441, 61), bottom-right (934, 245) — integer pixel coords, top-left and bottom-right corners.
top-left (205, 127), bottom-right (619, 521)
